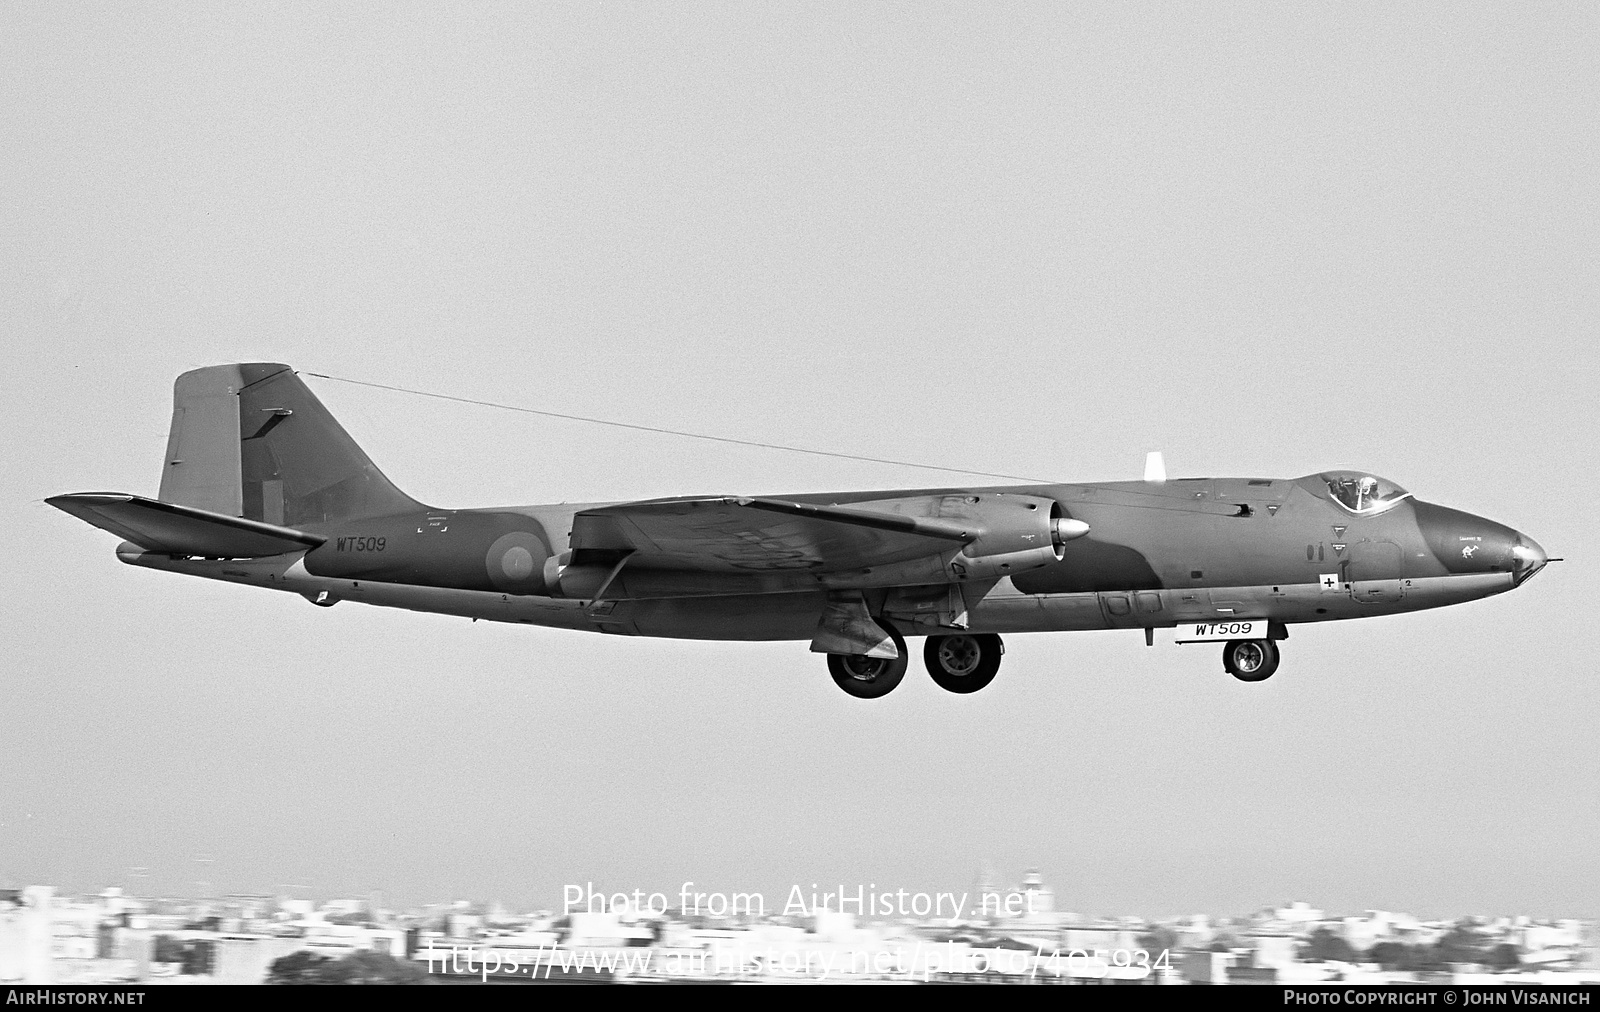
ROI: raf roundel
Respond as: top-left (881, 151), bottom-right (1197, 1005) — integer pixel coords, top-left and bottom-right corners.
top-left (502, 546), bottom-right (534, 579)
top-left (485, 532), bottom-right (550, 592)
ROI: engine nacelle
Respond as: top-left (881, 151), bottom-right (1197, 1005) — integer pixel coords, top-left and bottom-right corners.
top-left (539, 494), bottom-right (1091, 596)
top-left (947, 544), bottom-right (1061, 580)
top-left (542, 551), bottom-right (609, 599)
top-left (941, 494), bottom-right (1088, 581)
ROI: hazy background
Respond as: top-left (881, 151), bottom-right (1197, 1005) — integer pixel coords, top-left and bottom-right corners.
top-left (3, 4), bottom-right (1596, 920)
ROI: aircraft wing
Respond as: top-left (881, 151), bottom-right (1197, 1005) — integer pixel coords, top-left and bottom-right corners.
top-left (570, 496), bottom-right (973, 572)
top-left (48, 493), bottom-right (326, 558)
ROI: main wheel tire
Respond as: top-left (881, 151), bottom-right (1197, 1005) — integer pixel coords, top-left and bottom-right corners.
top-left (828, 626), bottom-right (908, 699)
top-left (1223, 638), bottom-right (1280, 682)
top-left (924, 632), bottom-right (1003, 694)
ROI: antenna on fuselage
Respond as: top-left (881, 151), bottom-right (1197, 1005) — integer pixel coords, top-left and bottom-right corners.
top-left (1144, 451), bottom-right (1167, 483)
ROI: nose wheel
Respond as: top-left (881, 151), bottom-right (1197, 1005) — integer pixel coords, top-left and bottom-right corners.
top-left (924, 633), bottom-right (1003, 694)
top-left (827, 626), bottom-right (909, 698)
top-left (1223, 639), bottom-right (1280, 682)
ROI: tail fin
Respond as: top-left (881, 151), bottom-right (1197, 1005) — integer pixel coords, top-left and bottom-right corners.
top-left (159, 363), bottom-right (420, 526)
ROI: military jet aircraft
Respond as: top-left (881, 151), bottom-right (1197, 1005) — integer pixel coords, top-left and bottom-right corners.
top-left (49, 363), bottom-right (1549, 698)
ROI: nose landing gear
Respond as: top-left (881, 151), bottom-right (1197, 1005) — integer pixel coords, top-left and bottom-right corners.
top-left (1223, 638), bottom-right (1280, 682)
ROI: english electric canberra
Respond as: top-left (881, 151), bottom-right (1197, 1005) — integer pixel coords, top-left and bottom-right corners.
top-left (50, 364), bottom-right (1549, 697)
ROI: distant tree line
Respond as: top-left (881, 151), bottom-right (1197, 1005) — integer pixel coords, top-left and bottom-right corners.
top-left (1134, 921), bottom-right (1525, 973)
top-left (1301, 924), bottom-right (1520, 971)
top-left (266, 950), bottom-right (428, 985)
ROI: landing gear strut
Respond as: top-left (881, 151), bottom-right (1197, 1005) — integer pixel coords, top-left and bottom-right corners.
top-left (828, 626), bottom-right (909, 699)
top-left (924, 633), bottom-right (1004, 694)
top-left (1223, 639), bottom-right (1280, 682)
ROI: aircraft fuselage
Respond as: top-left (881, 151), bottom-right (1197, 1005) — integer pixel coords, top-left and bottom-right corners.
top-left (116, 472), bottom-right (1544, 644)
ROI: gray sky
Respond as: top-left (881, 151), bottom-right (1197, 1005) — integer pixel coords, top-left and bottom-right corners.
top-left (3, 4), bottom-right (1596, 920)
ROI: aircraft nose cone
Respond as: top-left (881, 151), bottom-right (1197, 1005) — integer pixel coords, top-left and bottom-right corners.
top-left (1510, 535), bottom-right (1548, 586)
top-left (1411, 500), bottom-right (1524, 578)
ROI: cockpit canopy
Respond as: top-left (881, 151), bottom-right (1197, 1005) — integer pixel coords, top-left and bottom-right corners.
top-left (1320, 471), bottom-right (1410, 515)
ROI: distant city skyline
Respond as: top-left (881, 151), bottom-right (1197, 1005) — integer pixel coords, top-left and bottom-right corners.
top-left (8, 876), bottom-right (1592, 985)
top-left (4, 866), bottom-right (1591, 926)
top-left (9, 876), bottom-right (1594, 933)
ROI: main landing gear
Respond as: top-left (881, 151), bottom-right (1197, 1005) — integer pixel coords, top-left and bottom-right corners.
top-left (1223, 638), bottom-right (1280, 682)
top-left (827, 626), bottom-right (909, 699)
top-left (924, 633), bottom-right (1004, 694)
top-left (828, 630), bottom-right (1006, 698)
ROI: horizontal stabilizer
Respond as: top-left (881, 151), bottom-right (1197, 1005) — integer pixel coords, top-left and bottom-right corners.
top-left (47, 493), bottom-right (326, 558)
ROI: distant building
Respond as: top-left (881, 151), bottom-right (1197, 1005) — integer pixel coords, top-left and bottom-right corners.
top-left (1274, 902), bottom-right (1323, 926)
top-left (0, 888), bottom-right (54, 984)
top-left (977, 867), bottom-right (1057, 924)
